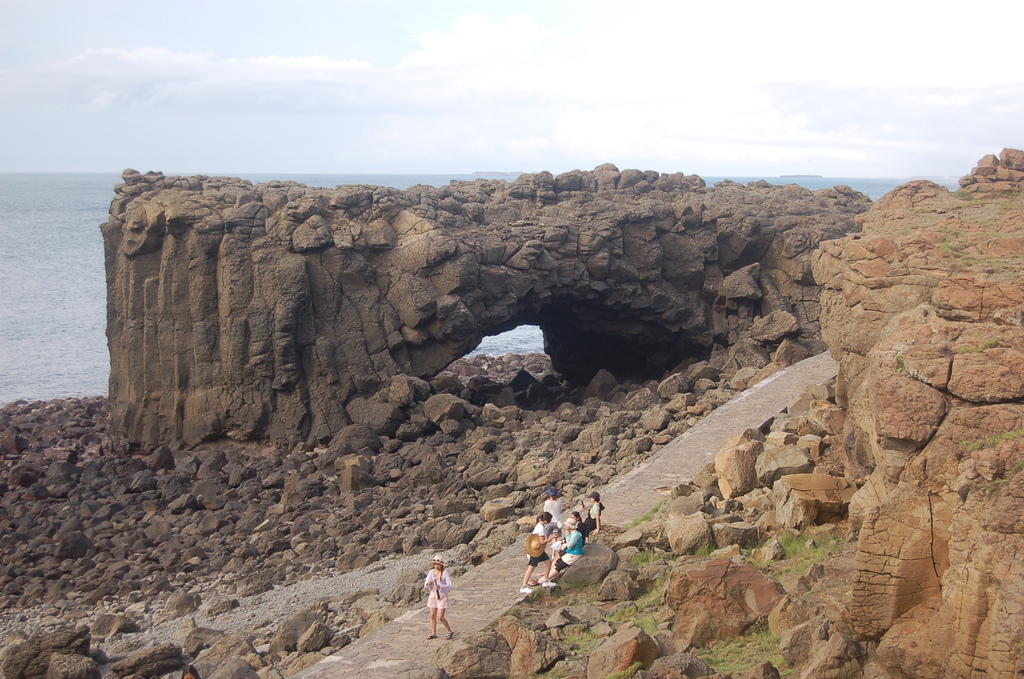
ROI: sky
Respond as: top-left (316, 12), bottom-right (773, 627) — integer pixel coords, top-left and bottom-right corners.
top-left (1, 0), bottom-right (1022, 178)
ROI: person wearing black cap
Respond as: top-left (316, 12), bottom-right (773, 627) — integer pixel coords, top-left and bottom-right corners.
top-left (579, 491), bottom-right (603, 539)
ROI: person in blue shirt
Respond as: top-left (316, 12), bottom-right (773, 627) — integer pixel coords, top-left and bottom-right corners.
top-left (537, 515), bottom-right (584, 587)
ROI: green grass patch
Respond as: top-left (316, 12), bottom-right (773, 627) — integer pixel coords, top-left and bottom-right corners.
top-left (559, 624), bottom-right (603, 658)
top-left (762, 531), bottom-right (843, 576)
top-left (957, 339), bottom-right (1001, 353)
top-left (605, 661), bottom-right (646, 679)
top-left (687, 542), bottom-right (716, 557)
top-left (894, 353), bottom-right (907, 373)
top-left (524, 668), bottom-right (567, 679)
top-left (697, 625), bottom-right (790, 676)
top-left (635, 578), bottom-right (666, 609)
top-left (627, 498), bottom-right (666, 528)
top-left (962, 428), bottom-right (1024, 453)
top-left (629, 550), bottom-right (673, 568)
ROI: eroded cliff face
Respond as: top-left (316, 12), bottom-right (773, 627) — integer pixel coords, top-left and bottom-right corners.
top-left (103, 166), bottom-right (868, 448)
top-left (812, 149), bottom-right (1024, 677)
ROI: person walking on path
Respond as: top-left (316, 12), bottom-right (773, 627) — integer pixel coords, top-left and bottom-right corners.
top-left (521, 512), bottom-right (557, 593)
top-left (543, 486), bottom-right (563, 528)
top-left (579, 491), bottom-right (603, 539)
top-left (424, 555), bottom-right (455, 640)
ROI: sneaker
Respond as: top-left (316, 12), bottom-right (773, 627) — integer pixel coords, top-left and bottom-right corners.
top-left (519, 586), bottom-right (534, 594)
top-left (542, 580), bottom-right (557, 588)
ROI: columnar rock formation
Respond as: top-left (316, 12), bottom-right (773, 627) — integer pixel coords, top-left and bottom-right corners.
top-left (102, 165), bottom-right (868, 447)
top-left (813, 149), bottom-right (1024, 677)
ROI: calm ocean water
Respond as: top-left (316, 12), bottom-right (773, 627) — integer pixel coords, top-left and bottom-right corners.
top-left (0, 172), bottom-right (960, 404)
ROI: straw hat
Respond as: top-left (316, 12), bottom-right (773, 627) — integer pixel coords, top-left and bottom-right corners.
top-left (524, 534), bottom-right (545, 557)
top-left (429, 555), bottom-right (445, 567)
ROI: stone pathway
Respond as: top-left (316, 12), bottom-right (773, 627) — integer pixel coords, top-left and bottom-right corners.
top-left (292, 352), bottom-right (837, 678)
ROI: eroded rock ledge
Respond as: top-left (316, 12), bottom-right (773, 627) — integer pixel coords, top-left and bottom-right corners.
top-left (813, 148), bottom-right (1024, 677)
top-left (102, 165), bottom-right (868, 447)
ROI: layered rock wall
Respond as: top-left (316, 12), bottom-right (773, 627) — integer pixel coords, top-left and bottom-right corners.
top-left (102, 165), bottom-right (868, 447)
top-left (812, 149), bottom-right (1024, 677)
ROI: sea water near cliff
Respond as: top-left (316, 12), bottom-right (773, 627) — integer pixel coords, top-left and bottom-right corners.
top-left (0, 172), bottom-right (960, 405)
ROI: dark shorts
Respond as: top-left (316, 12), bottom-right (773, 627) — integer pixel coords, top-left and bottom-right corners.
top-left (528, 553), bottom-right (550, 567)
top-left (553, 557), bottom-right (570, 571)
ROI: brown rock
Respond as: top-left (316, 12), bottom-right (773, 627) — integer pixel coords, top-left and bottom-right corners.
top-left (714, 438), bottom-right (760, 499)
top-left (108, 643), bottom-right (182, 678)
top-left (101, 169), bottom-right (867, 447)
top-left (1, 627), bottom-right (91, 679)
top-left (665, 558), bottom-right (784, 646)
top-left (44, 655), bottom-right (99, 679)
top-left (495, 616), bottom-right (564, 677)
top-left (586, 624), bottom-right (659, 679)
top-left (664, 514), bottom-right (714, 555)
top-left (432, 631), bottom-right (511, 679)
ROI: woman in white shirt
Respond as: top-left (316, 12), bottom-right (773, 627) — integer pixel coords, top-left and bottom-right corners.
top-left (543, 486), bottom-right (563, 527)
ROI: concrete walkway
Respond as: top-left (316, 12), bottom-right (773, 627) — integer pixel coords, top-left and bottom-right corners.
top-left (293, 352), bottom-right (837, 678)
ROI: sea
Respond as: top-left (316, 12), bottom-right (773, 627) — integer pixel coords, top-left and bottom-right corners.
top-left (0, 172), bottom-right (961, 405)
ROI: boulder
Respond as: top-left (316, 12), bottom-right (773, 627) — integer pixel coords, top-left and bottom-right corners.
top-left (665, 558), bottom-right (785, 647)
top-left (587, 624), bottom-right (659, 679)
top-left (749, 310), bottom-right (802, 343)
top-left (710, 520), bottom-right (760, 549)
top-left (495, 616), bottom-right (564, 677)
top-left (796, 632), bottom-right (865, 679)
top-left (664, 514), bottom-right (714, 555)
top-left (772, 474), bottom-right (856, 529)
top-left (779, 616), bottom-right (830, 667)
top-left (90, 614), bottom-right (139, 640)
top-left (206, 659), bottom-right (262, 679)
top-left (755, 445), bottom-right (814, 487)
top-left (647, 652), bottom-right (717, 678)
top-left (163, 590), bottom-right (202, 621)
top-left (596, 570), bottom-right (638, 601)
top-left (561, 543), bottom-right (618, 586)
top-left (43, 655), bottom-right (99, 679)
top-left (268, 604), bottom-right (328, 654)
top-left (715, 438), bottom-right (761, 499)
top-left (768, 595), bottom-right (823, 637)
top-left (432, 631), bottom-right (511, 679)
top-left (1, 627), bottom-right (91, 679)
top-left (108, 643), bottom-right (183, 678)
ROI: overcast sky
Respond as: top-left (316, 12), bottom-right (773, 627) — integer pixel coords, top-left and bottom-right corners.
top-left (1, 0), bottom-right (1022, 177)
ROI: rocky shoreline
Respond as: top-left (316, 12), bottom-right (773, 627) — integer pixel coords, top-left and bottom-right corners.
top-left (0, 328), bottom-right (834, 678)
top-left (5, 150), bottom-right (1024, 679)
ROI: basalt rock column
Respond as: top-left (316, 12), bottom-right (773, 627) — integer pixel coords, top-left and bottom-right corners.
top-left (102, 166), bottom-right (868, 447)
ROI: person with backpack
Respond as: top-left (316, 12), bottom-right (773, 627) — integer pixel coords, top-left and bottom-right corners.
top-left (579, 491), bottom-right (603, 539)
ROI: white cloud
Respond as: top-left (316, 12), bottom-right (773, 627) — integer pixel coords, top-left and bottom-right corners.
top-left (399, 12), bottom-right (544, 69)
top-left (1, 3), bottom-right (1023, 174)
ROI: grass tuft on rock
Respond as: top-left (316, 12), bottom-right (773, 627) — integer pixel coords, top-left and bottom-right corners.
top-left (697, 625), bottom-right (790, 677)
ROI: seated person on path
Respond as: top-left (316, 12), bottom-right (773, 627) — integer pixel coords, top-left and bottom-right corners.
top-left (521, 511), bottom-right (557, 593)
top-left (537, 515), bottom-right (584, 587)
top-left (568, 511), bottom-right (584, 541)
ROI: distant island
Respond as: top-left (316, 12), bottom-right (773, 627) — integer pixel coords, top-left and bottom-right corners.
top-left (780, 174), bottom-right (823, 178)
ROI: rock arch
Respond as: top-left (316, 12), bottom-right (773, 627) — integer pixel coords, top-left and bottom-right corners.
top-left (102, 166), bottom-right (868, 446)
